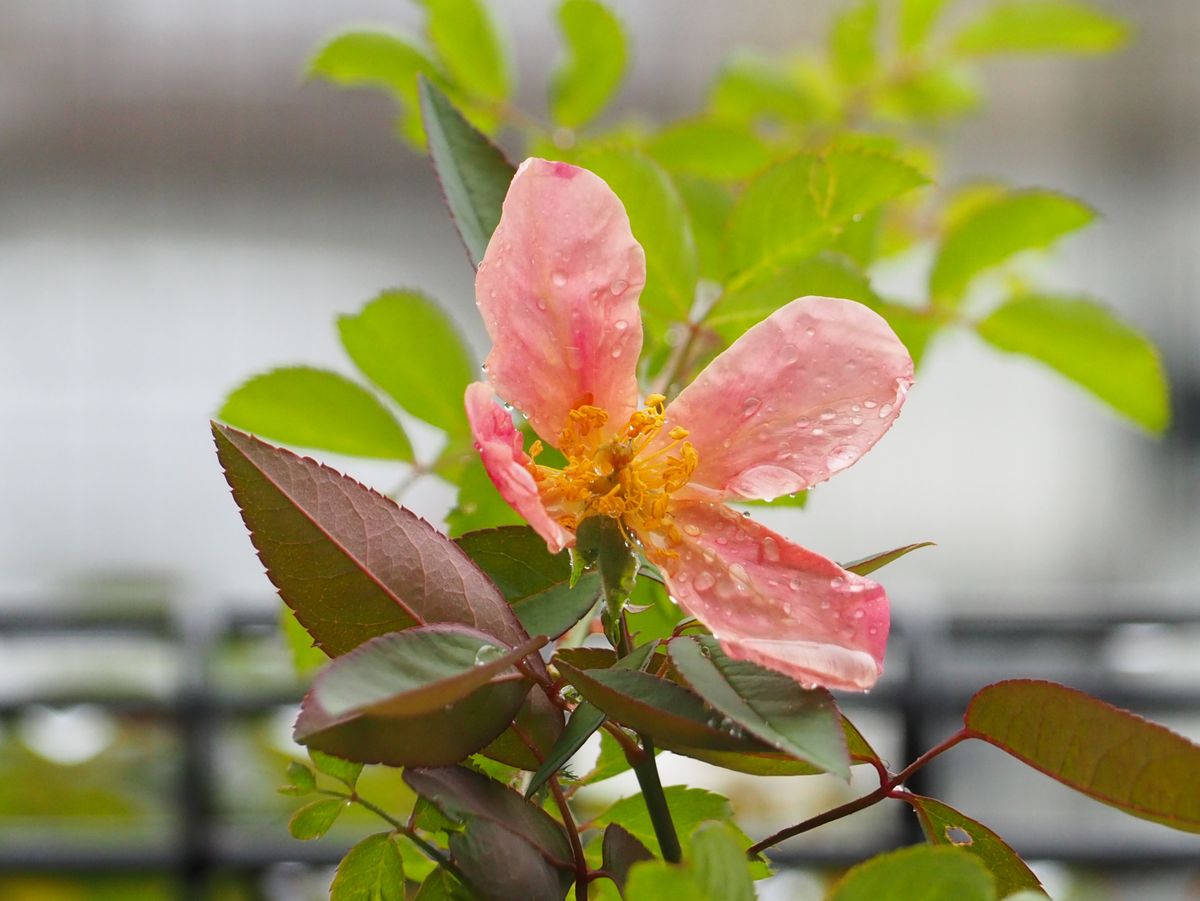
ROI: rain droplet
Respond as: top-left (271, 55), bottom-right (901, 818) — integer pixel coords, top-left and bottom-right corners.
top-left (878, 403), bottom-right (894, 418)
top-left (729, 563), bottom-right (749, 583)
top-left (811, 427), bottom-right (825, 437)
top-left (741, 396), bottom-right (762, 417)
top-left (473, 645), bottom-right (506, 667)
top-left (826, 445), bottom-right (858, 473)
top-left (781, 343), bottom-right (799, 363)
top-left (551, 271), bottom-right (567, 287)
top-left (819, 410), bottom-right (836, 422)
top-left (819, 599), bottom-right (831, 609)
top-left (536, 299), bottom-right (547, 311)
top-left (761, 536), bottom-right (781, 562)
top-left (614, 319), bottom-right (629, 331)
top-left (863, 400), bottom-right (878, 409)
top-left (851, 416), bottom-right (863, 426)
top-left (610, 279), bottom-right (628, 295)
top-left (851, 404), bottom-right (861, 413)
top-left (851, 609), bottom-right (865, 620)
top-left (694, 572), bottom-right (716, 591)
top-left (788, 578), bottom-right (801, 592)
top-left (805, 327), bottom-right (816, 337)
top-left (682, 523), bottom-right (701, 537)
top-left (611, 346), bottom-right (622, 358)
top-left (830, 577), bottom-right (846, 589)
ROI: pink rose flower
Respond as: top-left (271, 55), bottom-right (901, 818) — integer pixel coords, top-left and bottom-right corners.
top-left (465, 158), bottom-right (914, 691)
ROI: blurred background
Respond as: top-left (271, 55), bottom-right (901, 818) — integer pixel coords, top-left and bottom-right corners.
top-left (1, 0), bottom-right (1197, 898)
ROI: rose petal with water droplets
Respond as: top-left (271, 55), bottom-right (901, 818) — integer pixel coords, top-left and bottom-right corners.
top-left (465, 383), bottom-right (571, 553)
top-left (652, 502), bottom-right (888, 691)
top-left (476, 158), bottom-right (646, 445)
top-left (662, 297), bottom-right (913, 501)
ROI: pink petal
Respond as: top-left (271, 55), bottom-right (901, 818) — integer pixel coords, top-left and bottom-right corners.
top-left (664, 297), bottom-right (913, 501)
top-left (476, 158), bottom-right (646, 445)
top-left (658, 502), bottom-right (888, 691)
top-left (464, 382), bottom-right (571, 553)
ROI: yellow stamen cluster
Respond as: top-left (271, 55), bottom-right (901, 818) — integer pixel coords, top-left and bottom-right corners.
top-left (528, 394), bottom-right (699, 547)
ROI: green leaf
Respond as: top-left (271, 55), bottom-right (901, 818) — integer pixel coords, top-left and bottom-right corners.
top-left (309, 749), bottom-right (363, 790)
top-left (708, 54), bottom-right (832, 126)
top-left (831, 0), bottom-right (880, 85)
top-left (446, 456), bottom-right (526, 537)
top-left (668, 636), bottom-right (850, 779)
top-left (295, 626), bottom-right (542, 767)
top-left (582, 728), bottom-right (642, 785)
top-left (282, 606), bottom-right (329, 676)
top-left (647, 119), bottom-right (774, 182)
top-left (953, 1), bottom-right (1129, 56)
top-left (964, 679), bottom-right (1200, 833)
top-left (673, 176), bottom-right (735, 280)
top-left (575, 515), bottom-right (639, 615)
top-left (288, 798), bottom-right (348, 841)
top-left (279, 760), bottom-right (317, 796)
top-left (551, 0), bottom-right (627, 128)
top-left (899, 0), bottom-right (949, 52)
top-left (574, 147), bottom-right (699, 323)
top-left (929, 190), bottom-right (1094, 307)
top-left (976, 294), bottom-right (1170, 433)
top-left (425, 0), bottom-right (511, 102)
top-left (212, 423), bottom-right (533, 657)
top-left (330, 832), bottom-right (406, 901)
top-left (875, 64), bottom-right (981, 122)
top-left (414, 869), bottom-right (474, 901)
top-left (843, 541), bottom-right (936, 576)
top-left (624, 821), bottom-right (756, 900)
top-left (455, 526), bottom-right (601, 638)
top-left (307, 31), bottom-right (441, 146)
top-left (525, 701), bottom-right (606, 798)
top-left (708, 252), bottom-right (879, 343)
top-left (828, 845), bottom-right (996, 900)
top-left (601, 823), bottom-right (654, 891)
top-left (419, 78), bottom-right (515, 267)
top-left (672, 714), bottom-right (881, 776)
top-left (907, 795), bottom-right (1043, 897)
top-left (480, 685), bottom-right (567, 771)
top-left (218, 367), bottom-right (412, 461)
top-left (725, 148), bottom-right (927, 286)
top-left (338, 290), bottom-right (475, 436)
top-left (404, 766), bottom-right (574, 866)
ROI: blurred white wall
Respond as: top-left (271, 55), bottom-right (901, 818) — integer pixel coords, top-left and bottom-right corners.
top-left (1, 0), bottom-right (1196, 613)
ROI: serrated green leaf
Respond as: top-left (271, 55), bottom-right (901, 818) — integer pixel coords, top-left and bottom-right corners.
top-left (574, 147), bottom-right (698, 324)
top-left (953, 1), bottom-right (1129, 56)
top-left (307, 31), bottom-right (441, 146)
top-left (338, 290), bottom-right (475, 436)
top-left (828, 845), bottom-right (996, 900)
top-left (414, 868), bottom-right (474, 901)
top-left (688, 821), bottom-right (756, 901)
top-left (309, 749), bottom-right (363, 790)
top-left (551, 0), bottom-right (627, 128)
top-left (725, 148), bottom-right (927, 286)
top-left (212, 423), bottom-right (532, 657)
top-left (218, 367), bottom-right (412, 461)
top-left (330, 832), bottom-right (406, 901)
top-left (831, 0), bottom-right (880, 85)
top-left (289, 798), bottom-right (348, 841)
top-left (965, 679), bottom-right (1200, 833)
top-left (899, 0), bottom-right (950, 52)
top-left (708, 54), bottom-right (826, 126)
top-left (419, 78), bottom-right (515, 267)
top-left (673, 175), bottom-right (735, 280)
top-left (647, 119), bottom-right (773, 182)
top-left (525, 701), bottom-right (606, 798)
top-left (454, 526), bottom-right (601, 638)
top-left (668, 637), bottom-right (850, 779)
top-left (875, 64), bottom-right (981, 122)
top-left (930, 190), bottom-right (1094, 307)
top-left (601, 823), bottom-right (654, 891)
top-left (425, 0), bottom-right (510, 102)
top-left (576, 515), bottom-right (639, 614)
top-left (907, 795), bottom-right (1043, 897)
top-left (280, 760), bottom-right (317, 795)
top-left (581, 728), bottom-right (642, 785)
top-left (843, 541), bottom-right (935, 576)
top-left (976, 294), bottom-right (1169, 433)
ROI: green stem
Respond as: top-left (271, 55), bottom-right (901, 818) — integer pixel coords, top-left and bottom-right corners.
top-left (321, 789), bottom-right (461, 879)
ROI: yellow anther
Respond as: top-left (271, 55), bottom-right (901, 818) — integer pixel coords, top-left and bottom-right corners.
top-left (668, 426), bottom-right (689, 440)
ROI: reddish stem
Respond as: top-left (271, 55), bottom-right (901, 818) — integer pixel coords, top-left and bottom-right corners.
top-left (548, 777), bottom-right (589, 901)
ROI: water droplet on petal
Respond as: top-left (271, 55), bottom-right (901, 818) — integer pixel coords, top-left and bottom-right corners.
top-left (741, 396), bottom-right (762, 417)
top-left (611, 346), bottom-right (622, 358)
top-left (826, 445), bottom-right (858, 473)
top-left (805, 327), bottom-right (816, 337)
top-left (551, 271), bottom-right (567, 287)
top-left (819, 410), bottom-right (836, 422)
top-left (851, 416), bottom-right (863, 426)
top-left (851, 608), bottom-right (865, 620)
top-left (761, 537), bottom-right (781, 562)
top-left (610, 279), bottom-right (628, 295)
top-left (614, 319), bottom-right (629, 331)
top-left (729, 563), bottom-right (749, 583)
top-left (811, 427), bottom-right (825, 437)
top-left (878, 403), bottom-right (894, 418)
top-left (682, 523), bottom-right (701, 537)
top-left (536, 299), bottom-right (547, 311)
top-left (694, 572), bottom-right (716, 592)
top-left (781, 343), bottom-right (799, 363)
top-left (864, 400), bottom-right (878, 409)
top-left (788, 578), bottom-right (801, 591)
top-left (830, 577), bottom-right (846, 589)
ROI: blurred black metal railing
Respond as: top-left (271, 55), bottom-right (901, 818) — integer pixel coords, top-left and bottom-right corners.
top-left (1, 607), bottom-right (1198, 893)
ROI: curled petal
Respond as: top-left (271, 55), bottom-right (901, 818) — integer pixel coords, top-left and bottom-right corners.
top-left (664, 297), bottom-right (913, 500)
top-left (656, 502), bottom-right (888, 691)
top-left (476, 158), bottom-right (646, 445)
top-left (464, 383), bottom-right (571, 553)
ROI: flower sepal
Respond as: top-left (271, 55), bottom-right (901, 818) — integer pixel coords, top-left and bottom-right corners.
top-left (574, 515), bottom-right (640, 644)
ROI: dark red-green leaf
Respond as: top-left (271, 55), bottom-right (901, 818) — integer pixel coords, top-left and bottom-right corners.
top-left (414, 869), bottom-right (474, 901)
top-left (602, 823), bottom-right (655, 892)
top-left (404, 766), bottom-right (574, 866)
top-left (213, 423), bottom-right (531, 657)
top-left (966, 680), bottom-right (1200, 833)
top-left (418, 77), bottom-right (515, 268)
top-left (843, 541), bottom-right (936, 576)
top-left (906, 794), bottom-right (1043, 896)
top-left (669, 636), bottom-right (849, 779)
top-left (449, 817), bottom-right (574, 901)
top-left (456, 526), bottom-right (601, 638)
top-left (671, 713), bottom-right (880, 775)
top-left (480, 686), bottom-right (566, 770)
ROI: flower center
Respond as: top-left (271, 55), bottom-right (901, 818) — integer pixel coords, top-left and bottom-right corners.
top-left (528, 394), bottom-right (698, 542)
